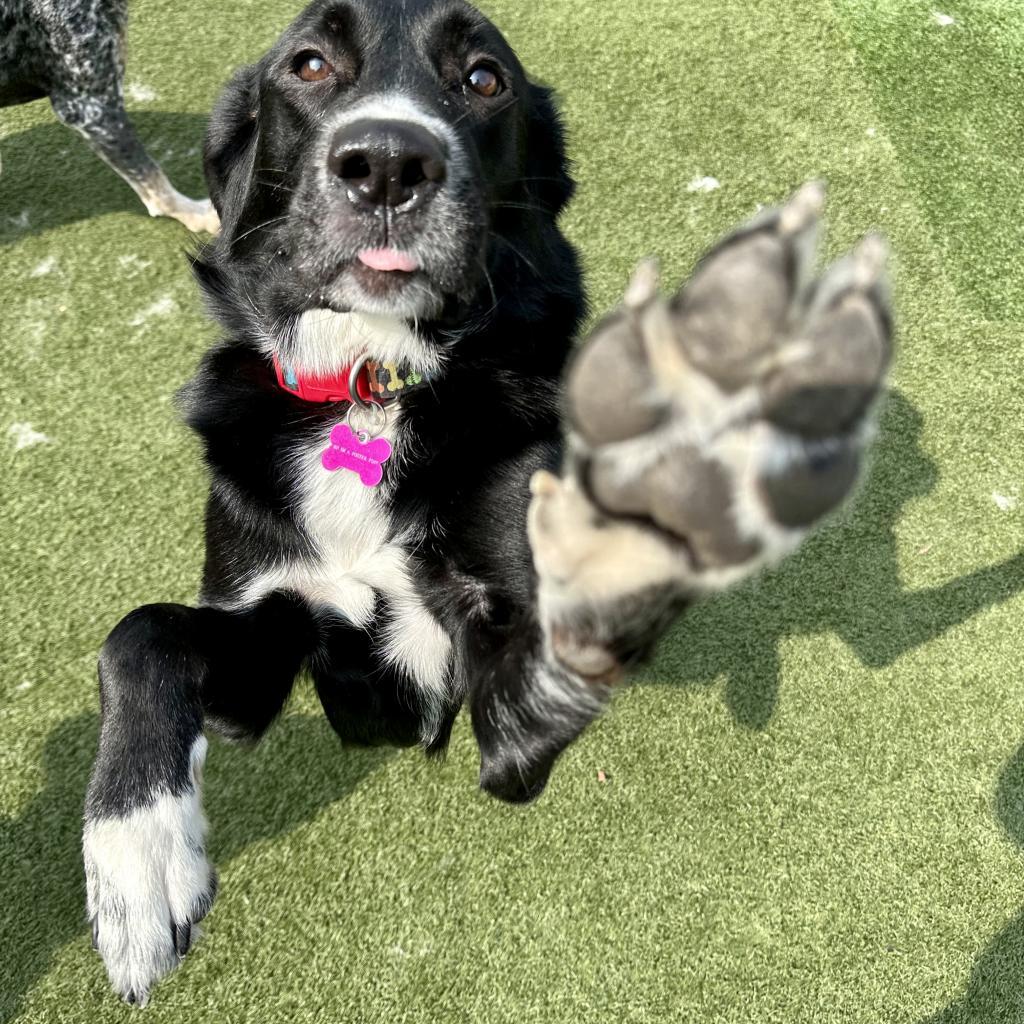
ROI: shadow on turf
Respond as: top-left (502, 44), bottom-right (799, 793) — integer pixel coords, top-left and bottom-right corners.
top-left (0, 711), bottom-right (393, 1023)
top-left (915, 741), bottom-right (1024, 1022)
top-left (0, 111), bottom-right (210, 243)
top-left (647, 388), bottom-right (1024, 729)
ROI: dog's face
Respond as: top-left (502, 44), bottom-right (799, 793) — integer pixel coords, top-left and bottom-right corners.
top-left (200, 0), bottom-right (573, 337)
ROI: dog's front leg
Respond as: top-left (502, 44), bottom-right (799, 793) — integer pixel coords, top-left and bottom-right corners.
top-left (83, 592), bottom-right (315, 1005)
top-left (468, 612), bottom-right (610, 804)
top-left (526, 182), bottom-right (892, 732)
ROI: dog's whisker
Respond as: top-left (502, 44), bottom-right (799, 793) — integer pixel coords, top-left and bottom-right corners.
top-left (490, 200), bottom-right (554, 217)
top-left (449, 93), bottom-right (520, 130)
top-left (254, 178), bottom-right (299, 194)
top-left (242, 288), bottom-right (261, 317)
top-left (469, 256), bottom-right (500, 331)
top-left (499, 174), bottom-right (571, 186)
top-left (229, 214), bottom-right (289, 247)
top-left (490, 230), bottom-right (542, 278)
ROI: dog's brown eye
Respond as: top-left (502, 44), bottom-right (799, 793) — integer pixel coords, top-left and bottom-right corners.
top-left (296, 53), bottom-right (333, 82)
top-left (466, 65), bottom-right (502, 98)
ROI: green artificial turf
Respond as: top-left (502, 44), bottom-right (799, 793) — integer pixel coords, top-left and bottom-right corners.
top-left (2, 0), bottom-right (1024, 1020)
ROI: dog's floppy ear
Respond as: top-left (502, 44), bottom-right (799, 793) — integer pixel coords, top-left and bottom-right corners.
top-left (523, 83), bottom-right (575, 217)
top-left (203, 63), bottom-right (262, 232)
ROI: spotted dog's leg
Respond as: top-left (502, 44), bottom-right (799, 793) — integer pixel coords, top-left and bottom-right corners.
top-left (50, 90), bottom-right (219, 233)
top-left (84, 593), bottom-right (315, 1005)
top-left (529, 182), bottom-right (892, 688)
top-left (43, 8), bottom-right (217, 235)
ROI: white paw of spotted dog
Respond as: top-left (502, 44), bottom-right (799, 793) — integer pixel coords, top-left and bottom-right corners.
top-left (529, 182), bottom-right (892, 681)
top-left (164, 197), bottom-right (221, 236)
top-left (83, 738), bottom-right (217, 1006)
top-left (141, 188), bottom-right (221, 235)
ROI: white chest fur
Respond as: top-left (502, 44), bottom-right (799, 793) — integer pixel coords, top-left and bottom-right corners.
top-left (272, 308), bottom-right (447, 380)
top-left (284, 412), bottom-right (402, 625)
top-left (235, 307), bottom-right (454, 722)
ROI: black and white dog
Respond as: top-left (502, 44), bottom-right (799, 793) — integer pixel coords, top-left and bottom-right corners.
top-left (0, 0), bottom-right (218, 232)
top-left (82, 0), bottom-right (892, 1005)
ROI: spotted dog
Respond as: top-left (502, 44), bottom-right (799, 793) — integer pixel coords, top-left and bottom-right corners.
top-left (0, 0), bottom-right (218, 232)
top-left (82, 0), bottom-right (892, 1004)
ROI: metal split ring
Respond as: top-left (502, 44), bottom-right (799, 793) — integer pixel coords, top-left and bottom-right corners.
top-left (345, 355), bottom-right (387, 440)
top-left (347, 355), bottom-right (378, 412)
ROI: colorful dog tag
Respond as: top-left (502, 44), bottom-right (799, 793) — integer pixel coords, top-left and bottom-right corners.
top-left (321, 423), bottom-right (393, 487)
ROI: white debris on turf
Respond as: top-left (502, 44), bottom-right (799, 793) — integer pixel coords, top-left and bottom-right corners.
top-left (8, 423), bottom-right (51, 450)
top-left (29, 256), bottom-right (58, 277)
top-left (126, 81), bottom-right (157, 103)
top-left (687, 175), bottom-right (721, 194)
top-left (118, 254), bottom-right (154, 275)
top-left (130, 294), bottom-right (177, 327)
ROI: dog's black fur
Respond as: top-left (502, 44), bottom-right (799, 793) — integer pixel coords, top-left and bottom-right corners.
top-left (82, 0), bottom-right (895, 1005)
top-left (84, 0), bottom-right (604, 1002)
top-left (181, 0), bottom-right (587, 786)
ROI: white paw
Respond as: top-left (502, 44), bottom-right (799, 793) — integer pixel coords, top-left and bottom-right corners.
top-left (167, 197), bottom-right (221, 235)
top-left (145, 190), bottom-right (220, 234)
top-left (83, 739), bottom-right (216, 1005)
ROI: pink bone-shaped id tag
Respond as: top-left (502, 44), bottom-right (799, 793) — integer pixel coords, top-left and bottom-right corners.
top-left (320, 423), bottom-right (393, 487)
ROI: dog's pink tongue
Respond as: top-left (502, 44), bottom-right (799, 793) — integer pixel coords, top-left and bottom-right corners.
top-left (357, 248), bottom-right (419, 273)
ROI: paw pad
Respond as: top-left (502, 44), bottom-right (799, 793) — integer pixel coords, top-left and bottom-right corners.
top-left (563, 182), bottom-right (892, 578)
top-left (529, 182), bottom-right (894, 681)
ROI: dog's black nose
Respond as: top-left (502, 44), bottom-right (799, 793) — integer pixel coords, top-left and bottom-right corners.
top-left (328, 119), bottom-right (447, 213)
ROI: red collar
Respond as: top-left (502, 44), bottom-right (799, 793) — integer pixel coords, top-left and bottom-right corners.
top-left (273, 355), bottom-right (427, 404)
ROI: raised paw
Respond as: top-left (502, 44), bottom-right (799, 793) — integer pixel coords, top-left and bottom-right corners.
top-left (532, 182), bottom-right (892, 675)
top-left (528, 469), bottom-right (691, 678)
top-left (83, 740), bottom-right (217, 1005)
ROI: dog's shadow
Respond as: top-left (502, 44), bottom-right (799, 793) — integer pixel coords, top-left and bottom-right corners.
top-left (644, 388), bottom-right (1024, 728)
top-left (0, 111), bottom-right (210, 243)
top-left (641, 386), bottom-right (1024, 1014)
top-left (0, 711), bottom-right (392, 1023)
top-left (914, 740), bottom-right (1024, 1022)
